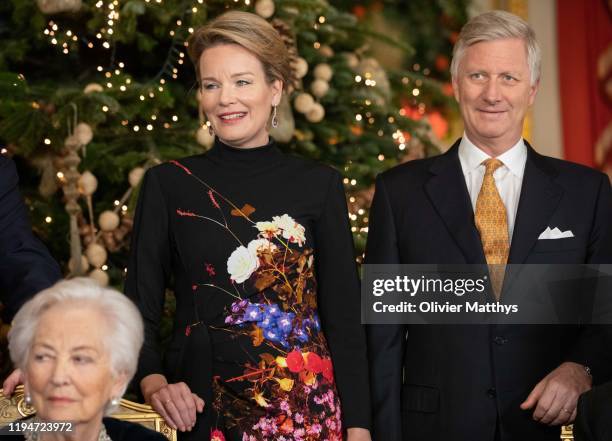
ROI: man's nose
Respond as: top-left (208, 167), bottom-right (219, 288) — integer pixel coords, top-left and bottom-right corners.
top-left (482, 79), bottom-right (502, 104)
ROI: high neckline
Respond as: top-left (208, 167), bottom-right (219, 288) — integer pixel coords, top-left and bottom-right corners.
top-left (206, 136), bottom-right (283, 172)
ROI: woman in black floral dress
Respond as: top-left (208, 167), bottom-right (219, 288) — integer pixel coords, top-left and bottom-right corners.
top-left (125, 11), bottom-right (370, 441)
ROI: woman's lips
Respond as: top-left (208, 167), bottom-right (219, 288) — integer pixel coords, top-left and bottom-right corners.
top-left (218, 112), bottom-right (247, 124)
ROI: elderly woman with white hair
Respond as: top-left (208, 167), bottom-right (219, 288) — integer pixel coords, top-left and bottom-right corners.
top-left (3, 278), bottom-right (166, 441)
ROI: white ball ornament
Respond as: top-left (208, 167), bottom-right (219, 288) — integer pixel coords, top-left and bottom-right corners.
top-left (78, 170), bottom-right (98, 196)
top-left (306, 103), bottom-right (325, 123)
top-left (196, 126), bottom-right (215, 149)
top-left (85, 243), bottom-right (108, 268)
top-left (99, 210), bottom-right (120, 232)
top-left (314, 64), bottom-right (333, 82)
top-left (311, 79), bottom-right (329, 98)
top-left (128, 167), bottom-right (145, 188)
top-left (68, 255), bottom-right (89, 273)
top-left (255, 0), bottom-right (275, 18)
top-left (89, 269), bottom-right (109, 286)
top-left (74, 122), bottom-right (93, 145)
top-left (294, 93), bottom-right (315, 114)
top-left (292, 57), bottom-right (309, 79)
top-left (83, 83), bottom-right (104, 94)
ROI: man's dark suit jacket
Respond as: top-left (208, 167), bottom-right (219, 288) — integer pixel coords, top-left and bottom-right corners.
top-left (366, 140), bottom-right (612, 441)
top-left (574, 381), bottom-right (612, 441)
top-left (0, 156), bottom-right (61, 321)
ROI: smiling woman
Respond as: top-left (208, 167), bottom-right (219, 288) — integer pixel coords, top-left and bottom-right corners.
top-left (7, 278), bottom-right (165, 441)
top-left (126, 10), bottom-right (371, 441)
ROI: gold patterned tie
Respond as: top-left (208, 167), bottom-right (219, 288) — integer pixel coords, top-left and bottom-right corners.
top-left (475, 158), bottom-right (509, 299)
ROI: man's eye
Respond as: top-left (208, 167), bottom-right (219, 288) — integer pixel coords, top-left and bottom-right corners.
top-left (503, 75), bottom-right (516, 82)
top-left (470, 73), bottom-right (484, 80)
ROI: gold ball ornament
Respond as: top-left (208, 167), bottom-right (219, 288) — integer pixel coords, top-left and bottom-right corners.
top-left (311, 79), bottom-right (329, 98)
top-left (306, 103), bottom-right (325, 123)
top-left (68, 255), bottom-right (89, 273)
top-left (83, 83), bottom-right (104, 94)
top-left (343, 53), bottom-right (360, 69)
top-left (89, 269), bottom-right (109, 286)
top-left (314, 64), bottom-right (333, 82)
top-left (292, 57), bottom-right (309, 79)
top-left (319, 45), bottom-right (334, 58)
top-left (78, 170), bottom-right (98, 196)
top-left (74, 122), bottom-right (93, 145)
top-left (85, 243), bottom-right (108, 268)
top-left (128, 167), bottom-right (145, 188)
top-left (254, 0), bottom-right (275, 18)
top-left (294, 93), bottom-right (315, 114)
top-left (99, 210), bottom-right (120, 232)
top-left (196, 126), bottom-right (215, 149)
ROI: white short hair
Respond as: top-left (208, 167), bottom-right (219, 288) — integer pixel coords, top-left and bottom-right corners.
top-left (451, 10), bottom-right (541, 86)
top-left (8, 278), bottom-right (144, 407)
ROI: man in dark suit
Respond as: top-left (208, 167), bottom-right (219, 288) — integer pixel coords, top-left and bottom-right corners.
top-left (0, 155), bottom-right (61, 319)
top-left (1, 154), bottom-right (61, 393)
top-left (366, 11), bottom-right (612, 441)
top-left (574, 381), bottom-right (612, 441)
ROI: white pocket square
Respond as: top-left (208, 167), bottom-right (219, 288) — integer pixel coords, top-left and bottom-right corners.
top-left (538, 226), bottom-right (574, 240)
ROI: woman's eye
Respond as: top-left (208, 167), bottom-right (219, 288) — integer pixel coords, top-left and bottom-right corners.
top-left (73, 355), bottom-right (93, 364)
top-left (202, 83), bottom-right (218, 90)
top-left (236, 80), bottom-right (251, 86)
top-left (33, 353), bottom-right (51, 362)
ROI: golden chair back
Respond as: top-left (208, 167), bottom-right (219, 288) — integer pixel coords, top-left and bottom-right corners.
top-left (0, 385), bottom-right (176, 441)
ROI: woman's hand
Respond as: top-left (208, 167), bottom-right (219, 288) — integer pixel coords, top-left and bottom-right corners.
top-left (347, 427), bottom-right (372, 441)
top-left (141, 374), bottom-right (205, 432)
top-left (2, 368), bottom-right (23, 396)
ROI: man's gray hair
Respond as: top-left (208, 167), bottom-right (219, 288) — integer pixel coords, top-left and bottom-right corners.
top-left (8, 278), bottom-right (144, 409)
top-left (450, 10), bottom-right (541, 85)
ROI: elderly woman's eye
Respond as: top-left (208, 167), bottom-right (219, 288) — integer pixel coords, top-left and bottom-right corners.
top-left (73, 355), bottom-right (93, 364)
top-left (33, 353), bottom-right (51, 362)
top-left (236, 79), bottom-right (251, 86)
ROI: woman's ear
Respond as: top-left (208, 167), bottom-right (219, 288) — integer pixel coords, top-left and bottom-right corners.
top-left (271, 79), bottom-right (283, 107)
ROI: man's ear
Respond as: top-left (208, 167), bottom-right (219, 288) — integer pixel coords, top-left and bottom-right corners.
top-left (528, 79), bottom-right (540, 106)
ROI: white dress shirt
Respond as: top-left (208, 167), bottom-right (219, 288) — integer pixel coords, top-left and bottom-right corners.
top-left (458, 133), bottom-right (527, 242)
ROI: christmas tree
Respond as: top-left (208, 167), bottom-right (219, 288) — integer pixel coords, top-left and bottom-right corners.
top-left (0, 0), bottom-right (467, 373)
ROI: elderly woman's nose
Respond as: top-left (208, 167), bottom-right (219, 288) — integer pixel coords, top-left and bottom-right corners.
top-left (50, 358), bottom-right (71, 385)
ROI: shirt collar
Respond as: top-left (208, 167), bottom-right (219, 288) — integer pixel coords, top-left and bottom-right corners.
top-left (458, 133), bottom-right (527, 178)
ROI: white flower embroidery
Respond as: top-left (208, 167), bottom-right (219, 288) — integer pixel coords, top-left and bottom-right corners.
top-left (273, 214), bottom-right (306, 246)
top-left (227, 246), bottom-right (259, 283)
top-left (247, 238), bottom-right (278, 255)
top-left (255, 221), bottom-right (281, 238)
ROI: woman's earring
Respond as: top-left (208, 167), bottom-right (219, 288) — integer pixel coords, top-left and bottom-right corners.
top-left (271, 105), bottom-right (279, 128)
top-left (110, 397), bottom-right (120, 407)
top-left (208, 123), bottom-right (214, 136)
top-left (24, 394), bottom-right (32, 406)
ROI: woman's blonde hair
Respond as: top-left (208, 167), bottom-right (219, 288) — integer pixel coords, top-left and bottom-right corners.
top-left (187, 10), bottom-right (291, 91)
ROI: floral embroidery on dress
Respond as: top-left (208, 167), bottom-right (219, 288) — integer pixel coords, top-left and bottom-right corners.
top-left (171, 160), bottom-right (343, 441)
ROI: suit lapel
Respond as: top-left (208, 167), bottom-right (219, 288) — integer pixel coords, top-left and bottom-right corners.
top-left (425, 141), bottom-right (486, 264)
top-left (508, 144), bottom-right (564, 264)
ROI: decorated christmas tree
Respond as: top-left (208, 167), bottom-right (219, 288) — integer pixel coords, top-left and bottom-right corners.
top-left (0, 0), bottom-right (467, 373)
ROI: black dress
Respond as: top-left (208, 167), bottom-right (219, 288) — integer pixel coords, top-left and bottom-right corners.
top-left (125, 138), bottom-right (370, 440)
